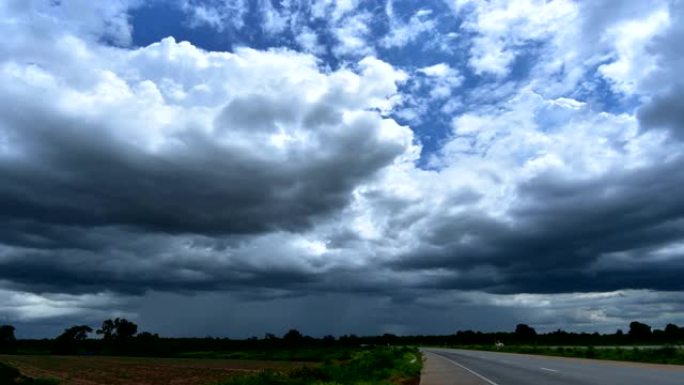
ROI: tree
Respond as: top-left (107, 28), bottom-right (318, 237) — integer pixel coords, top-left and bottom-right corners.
top-left (282, 329), bottom-right (304, 346)
top-left (54, 325), bottom-right (92, 354)
top-left (0, 325), bottom-right (15, 343)
top-left (113, 318), bottom-right (137, 340)
top-left (97, 318), bottom-right (138, 341)
top-left (322, 335), bottom-right (336, 343)
top-left (57, 325), bottom-right (92, 342)
top-left (136, 332), bottom-right (159, 342)
top-left (381, 333), bottom-right (398, 345)
top-left (514, 324), bottom-right (537, 342)
top-left (664, 323), bottom-right (682, 342)
top-left (283, 329), bottom-right (303, 341)
top-left (628, 321), bottom-right (652, 341)
top-left (97, 319), bottom-right (115, 340)
top-left (0, 325), bottom-right (16, 353)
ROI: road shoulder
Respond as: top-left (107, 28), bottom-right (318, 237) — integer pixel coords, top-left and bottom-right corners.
top-left (420, 350), bottom-right (487, 385)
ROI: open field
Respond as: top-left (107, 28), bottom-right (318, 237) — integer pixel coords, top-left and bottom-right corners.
top-left (0, 355), bottom-right (311, 385)
top-left (0, 347), bottom-right (421, 385)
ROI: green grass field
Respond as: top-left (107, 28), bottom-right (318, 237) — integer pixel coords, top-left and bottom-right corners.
top-left (451, 345), bottom-right (684, 365)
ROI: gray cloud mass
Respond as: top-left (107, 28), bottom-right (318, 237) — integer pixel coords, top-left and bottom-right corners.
top-left (638, 0), bottom-right (684, 138)
top-left (1, 0), bottom-right (684, 337)
top-left (393, 158), bottom-right (684, 293)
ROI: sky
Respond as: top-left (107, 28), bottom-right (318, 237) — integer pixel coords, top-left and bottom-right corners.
top-left (1, 0), bottom-right (684, 338)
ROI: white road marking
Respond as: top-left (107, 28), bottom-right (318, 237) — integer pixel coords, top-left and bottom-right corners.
top-left (427, 351), bottom-right (500, 385)
top-left (540, 367), bottom-right (559, 373)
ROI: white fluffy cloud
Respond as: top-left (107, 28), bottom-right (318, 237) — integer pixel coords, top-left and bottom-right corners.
top-left (0, 0), bottom-right (140, 46)
top-left (597, 8), bottom-right (670, 95)
top-left (453, 0), bottom-right (578, 77)
top-left (181, 0), bottom-right (248, 31)
top-left (382, 3), bottom-right (436, 49)
top-left (331, 11), bottom-right (375, 57)
top-left (418, 63), bottom-right (463, 99)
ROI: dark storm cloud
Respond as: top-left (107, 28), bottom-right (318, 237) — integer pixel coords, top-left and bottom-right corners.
top-left (393, 157), bottom-right (684, 293)
top-left (0, 27), bottom-right (413, 300)
top-left (0, 83), bottom-right (404, 236)
top-left (12, 147), bottom-right (680, 298)
top-left (0, 225), bottom-right (328, 295)
top-left (0, 250), bottom-right (319, 295)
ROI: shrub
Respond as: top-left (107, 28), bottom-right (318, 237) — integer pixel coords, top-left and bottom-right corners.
top-left (0, 362), bottom-right (60, 385)
top-left (0, 362), bottom-right (21, 383)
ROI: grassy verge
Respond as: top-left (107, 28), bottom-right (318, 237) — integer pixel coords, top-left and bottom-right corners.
top-left (451, 345), bottom-right (684, 365)
top-left (213, 347), bottom-right (422, 385)
top-left (0, 361), bottom-right (60, 384)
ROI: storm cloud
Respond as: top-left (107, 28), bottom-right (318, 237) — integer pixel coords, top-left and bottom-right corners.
top-left (393, 158), bottom-right (684, 292)
top-left (1, 0), bottom-right (684, 337)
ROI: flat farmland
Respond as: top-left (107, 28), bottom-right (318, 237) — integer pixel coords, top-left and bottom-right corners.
top-left (0, 355), bottom-right (311, 385)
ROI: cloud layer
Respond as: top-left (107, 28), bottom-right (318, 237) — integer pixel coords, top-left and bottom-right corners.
top-left (1, 0), bottom-right (684, 337)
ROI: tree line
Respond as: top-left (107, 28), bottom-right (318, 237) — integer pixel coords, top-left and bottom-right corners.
top-left (1, 320), bottom-right (683, 356)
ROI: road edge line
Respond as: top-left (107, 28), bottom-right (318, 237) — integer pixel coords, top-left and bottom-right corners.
top-left (425, 351), bottom-right (500, 385)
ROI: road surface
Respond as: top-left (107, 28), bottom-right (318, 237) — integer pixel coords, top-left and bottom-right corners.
top-left (422, 348), bottom-right (684, 385)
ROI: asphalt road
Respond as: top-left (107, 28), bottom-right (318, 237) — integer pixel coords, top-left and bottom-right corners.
top-left (423, 348), bottom-right (684, 385)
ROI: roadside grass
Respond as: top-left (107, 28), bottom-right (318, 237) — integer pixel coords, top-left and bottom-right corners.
top-left (451, 345), bottom-right (684, 365)
top-left (0, 361), bottom-right (60, 384)
top-left (213, 347), bottom-right (422, 385)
